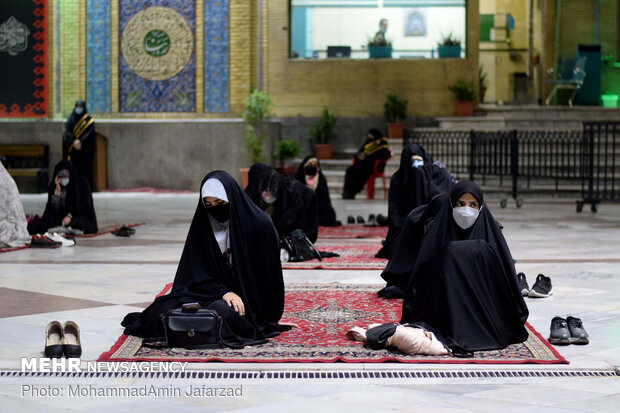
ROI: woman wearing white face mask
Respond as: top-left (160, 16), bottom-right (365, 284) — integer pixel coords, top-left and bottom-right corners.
top-left (379, 181), bottom-right (529, 354)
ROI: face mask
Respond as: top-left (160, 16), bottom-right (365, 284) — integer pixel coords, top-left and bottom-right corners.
top-left (304, 165), bottom-right (318, 176)
top-left (452, 206), bottom-right (480, 230)
top-left (59, 177), bottom-right (70, 187)
top-left (260, 189), bottom-right (276, 205)
top-left (208, 204), bottom-right (230, 223)
top-left (75, 107), bottom-right (84, 115)
top-left (411, 160), bottom-right (424, 168)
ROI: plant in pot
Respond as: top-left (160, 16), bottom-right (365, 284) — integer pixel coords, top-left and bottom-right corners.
top-left (241, 89), bottom-right (274, 186)
top-left (384, 93), bottom-right (408, 139)
top-left (367, 37), bottom-right (392, 59)
top-left (448, 79), bottom-right (476, 117)
top-left (437, 32), bottom-right (462, 58)
top-left (478, 66), bottom-right (488, 103)
top-left (310, 107), bottom-right (337, 159)
top-left (274, 139), bottom-right (300, 175)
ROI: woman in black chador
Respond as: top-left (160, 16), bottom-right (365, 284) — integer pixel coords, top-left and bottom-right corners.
top-left (294, 156), bottom-right (341, 227)
top-left (63, 100), bottom-right (96, 189)
top-left (376, 143), bottom-right (455, 259)
top-left (342, 128), bottom-right (391, 199)
top-left (379, 181), bottom-right (528, 353)
top-left (245, 163), bottom-right (319, 243)
top-left (27, 160), bottom-right (98, 235)
top-left (122, 171), bottom-right (291, 346)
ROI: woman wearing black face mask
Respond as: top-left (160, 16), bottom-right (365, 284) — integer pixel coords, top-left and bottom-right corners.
top-left (294, 156), bottom-right (341, 226)
top-left (379, 181), bottom-right (529, 353)
top-left (27, 161), bottom-right (98, 235)
top-left (122, 171), bottom-right (291, 346)
top-left (63, 100), bottom-right (96, 190)
top-left (376, 143), bottom-right (455, 259)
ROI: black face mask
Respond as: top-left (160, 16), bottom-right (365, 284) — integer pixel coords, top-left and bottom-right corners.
top-left (304, 165), bottom-right (318, 176)
top-left (208, 204), bottom-right (230, 223)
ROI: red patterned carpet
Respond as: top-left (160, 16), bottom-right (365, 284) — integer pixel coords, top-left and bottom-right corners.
top-left (282, 240), bottom-right (386, 270)
top-left (318, 224), bottom-right (388, 239)
top-left (100, 283), bottom-right (566, 364)
top-left (74, 222), bottom-right (145, 238)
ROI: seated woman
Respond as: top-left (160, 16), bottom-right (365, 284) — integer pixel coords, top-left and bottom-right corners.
top-left (27, 161), bottom-right (97, 235)
top-left (0, 161), bottom-right (31, 248)
top-left (376, 143), bottom-right (455, 259)
top-left (342, 128), bottom-right (391, 199)
top-left (122, 171), bottom-right (291, 346)
top-left (245, 163), bottom-right (319, 243)
top-left (379, 181), bottom-right (529, 353)
top-left (294, 156), bottom-right (341, 227)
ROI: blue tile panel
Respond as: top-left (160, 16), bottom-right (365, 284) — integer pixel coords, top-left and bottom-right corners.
top-left (204, 0), bottom-right (229, 113)
top-left (86, 0), bottom-right (111, 113)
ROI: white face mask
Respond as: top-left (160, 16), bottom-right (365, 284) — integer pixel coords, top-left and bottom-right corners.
top-left (75, 107), bottom-right (84, 115)
top-left (452, 205), bottom-right (480, 229)
top-left (59, 177), bottom-right (70, 187)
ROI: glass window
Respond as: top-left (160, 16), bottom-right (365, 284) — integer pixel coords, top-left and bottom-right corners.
top-left (290, 0), bottom-right (467, 59)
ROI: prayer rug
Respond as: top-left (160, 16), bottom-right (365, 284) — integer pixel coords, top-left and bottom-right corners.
top-left (73, 222), bottom-right (145, 238)
top-left (100, 283), bottom-right (567, 364)
top-left (0, 245), bottom-right (29, 254)
top-left (318, 224), bottom-right (388, 239)
top-left (282, 240), bottom-right (386, 270)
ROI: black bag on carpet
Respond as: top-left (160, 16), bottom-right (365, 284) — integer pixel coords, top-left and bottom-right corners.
top-left (163, 304), bottom-right (224, 350)
top-left (281, 229), bottom-right (322, 262)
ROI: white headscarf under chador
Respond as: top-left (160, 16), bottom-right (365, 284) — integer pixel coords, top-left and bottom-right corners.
top-left (201, 178), bottom-right (230, 255)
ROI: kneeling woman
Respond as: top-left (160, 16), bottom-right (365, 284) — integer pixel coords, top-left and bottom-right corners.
top-left (122, 171), bottom-right (291, 346)
top-left (381, 181), bottom-right (528, 352)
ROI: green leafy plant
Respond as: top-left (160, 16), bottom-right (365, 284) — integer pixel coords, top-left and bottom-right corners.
top-left (384, 93), bottom-right (408, 123)
top-left (243, 89), bottom-right (274, 164)
top-left (367, 37), bottom-right (392, 47)
top-left (274, 139), bottom-right (301, 167)
top-left (438, 32), bottom-right (461, 47)
top-left (448, 79), bottom-right (476, 102)
top-left (310, 107), bottom-right (337, 145)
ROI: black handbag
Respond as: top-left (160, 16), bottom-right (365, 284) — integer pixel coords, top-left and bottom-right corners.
top-left (281, 229), bottom-right (322, 262)
top-left (163, 305), bottom-right (224, 350)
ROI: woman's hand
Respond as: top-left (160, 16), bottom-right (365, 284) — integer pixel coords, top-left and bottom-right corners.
top-left (54, 176), bottom-right (61, 194)
top-left (222, 292), bottom-right (245, 316)
top-left (73, 139), bottom-right (82, 151)
top-left (61, 215), bottom-right (72, 227)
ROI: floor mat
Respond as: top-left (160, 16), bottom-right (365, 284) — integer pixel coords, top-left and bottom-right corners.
top-left (282, 240), bottom-right (386, 270)
top-left (73, 222), bottom-right (145, 238)
top-left (100, 283), bottom-right (567, 364)
top-left (318, 224), bottom-right (388, 239)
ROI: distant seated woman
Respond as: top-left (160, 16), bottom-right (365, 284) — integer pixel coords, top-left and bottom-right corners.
top-left (294, 156), bottom-right (341, 227)
top-left (0, 161), bottom-right (31, 248)
top-left (376, 143), bottom-right (455, 259)
top-left (27, 161), bottom-right (97, 235)
top-left (122, 171), bottom-right (291, 346)
top-left (245, 163), bottom-right (319, 243)
top-left (379, 181), bottom-right (529, 353)
top-left (342, 128), bottom-right (391, 199)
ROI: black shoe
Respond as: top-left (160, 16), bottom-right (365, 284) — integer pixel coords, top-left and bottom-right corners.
top-left (63, 321), bottom-right (82, 358)
top-left (376, 214), bottom-right (388, 226)
top-left (528, 274), bottom-right (553, 298)
top-left (347, 215), bottom-right (355, 224)
top-left (342, 192), bottom-right (355, 200)
top-left (30, 234), bottom-right (62, 249)
top-left (517, 272), bottom-right (529, 296)
top-left (365, 214), bottom-right (377, 227)
top-left (566, 316), bottom-right (589, 345)
top-left (356, 216), bottom-right (365, 224)
top-left (44, 321), bottom-right (64, 358)
top-left (112, 226), bottom-right (135, 237)
top-left (548, 316), bottom-right (571, 345)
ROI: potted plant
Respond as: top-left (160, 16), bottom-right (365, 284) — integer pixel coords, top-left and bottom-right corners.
top-left (367, 38), bottom-right (392, 59)
top-left (274, 139), bottom-right (300, 175)
top-left (384, 93), bottom-right (408, 139)
top-left (242, 89), bottom-right (274, 186)
top-left (437, 32), bottom-right (462, 58)
top-left (310, 107), bottom-right (337, 159)
top-left (448, 79), bottom-right (476, 117)
top-left (478, 66), bottom-right (488, 103)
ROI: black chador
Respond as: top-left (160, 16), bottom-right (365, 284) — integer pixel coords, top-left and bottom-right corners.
top-left (380, 181), bottom-right (529, 352)
top-left (342, 128), bottom-right (391, 199)
top-left (27, 160), bottom-right (98, 235)
top-left (63, 100), bottom-right (96, 189)
top-left (245, 163), bottom-right (319, 242)
top-left (294, 156), bottom-right (340, 227)
top-left (122, 171), bottom-right (291, 346)
top-left (377, 143), bottom-right (455, 259)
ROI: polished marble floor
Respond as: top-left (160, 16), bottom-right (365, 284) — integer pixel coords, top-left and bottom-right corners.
top-left (0, 191), bottom-right (619, 412)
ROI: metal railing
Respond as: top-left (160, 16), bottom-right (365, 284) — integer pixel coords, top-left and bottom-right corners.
top-left (581, 122), bottom-right (620, 211)
top-left (403, 128), bottom-right (586, 207)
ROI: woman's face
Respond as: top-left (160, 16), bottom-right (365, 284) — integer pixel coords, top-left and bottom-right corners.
top-left (455, 192), bottom-right (480, 210)
top-left (203, 196), bottom-right (228, 207)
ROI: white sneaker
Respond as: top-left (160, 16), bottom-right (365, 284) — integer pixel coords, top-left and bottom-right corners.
top-left (45, 232), bottom-right (75, 247)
